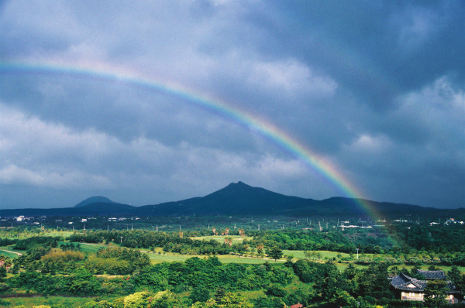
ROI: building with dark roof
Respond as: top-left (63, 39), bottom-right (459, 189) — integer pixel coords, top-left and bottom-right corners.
top-left (390, 271), bottom-right (458, 303)
top-left (417, 270), bottom-right (447, 280)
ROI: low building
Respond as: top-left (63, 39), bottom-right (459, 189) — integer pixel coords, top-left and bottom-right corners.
top-left (390, 271), bottom-right (458, 304)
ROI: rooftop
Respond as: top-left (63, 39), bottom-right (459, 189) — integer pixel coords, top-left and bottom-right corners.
top-left (390, 272), bottom-right (457, 293)
top-left (417, 270), bottom-right (446, 280)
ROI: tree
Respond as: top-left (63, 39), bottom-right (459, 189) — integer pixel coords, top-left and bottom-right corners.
top-left (253, 296), bottom-right (285, 308)
top-left (190, 286), bottom-right (210, 303)
top-left (124, 291), bottom-right (152, 308)
top-left (69, 268), bottom-right (101, 295)
top-left (152, 290), bottom-right (184, 307)
top-left (265, 284), bottom-right (287, 297)
top-left (448, 266), bottom-right (463, 292)
top-left (268, 247), bottom-right (283, 262)
top-left (205, 291), bottom-right (253, 307)
top-left (424, 280), bottom-right (447, 307)
top-left (331, 290), bottom-right (357, 307)
top-left (313, 263), bottom-right (340, 302)
top-left (356, 263), bottom-right (393, 299)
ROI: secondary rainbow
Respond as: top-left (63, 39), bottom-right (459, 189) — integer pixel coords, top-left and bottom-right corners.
top-left (0, 60), bottom-right (382, 221)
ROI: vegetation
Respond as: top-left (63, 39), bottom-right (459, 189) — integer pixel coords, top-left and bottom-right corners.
top-left (1, 221), bottom-right (465, 306)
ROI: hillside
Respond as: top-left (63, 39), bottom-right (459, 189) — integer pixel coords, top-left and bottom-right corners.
top-left (0, 181), bottom-right (463, 218)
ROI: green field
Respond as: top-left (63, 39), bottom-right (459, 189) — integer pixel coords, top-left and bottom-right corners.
top-left (283, 249), bottom-right (352, 259)
top-left (190, 235), bottom-right (253, 243)
top-left (42, 230), bottom-right (74, 238)
top-left (68, 242), bottom-right (111, 254)
top-left (0, 229), bottom-right (73, 240)
top-left (144, 250), bottom-right (284, 264)
top-left (1, 296), bottom-right (95, 307)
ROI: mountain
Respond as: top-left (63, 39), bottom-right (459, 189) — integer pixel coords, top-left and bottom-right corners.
top-left (0, 181), bottom-right (464, 218)
top-left (136, 181), bottom-right (318, 216)
top-left (74, 196), bottom-right (114, 208)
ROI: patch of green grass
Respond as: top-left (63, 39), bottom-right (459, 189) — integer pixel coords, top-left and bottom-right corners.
top-left (42, 230), bottom-right (74, 238)
top-left (0, 246), bottom-right (23, 257)
top-left (0, 229), bottom-right (73, 240)
top-left (147, 252), bottom-right (196, 263)
top-left (283, 250), bottom-right (353, 259)
top-left (73, 242), bottom-right (108, 254)
top-left (0, 249), bottom-right (20, 258)
top-left (190, 235), bottom-right (253, 243)
top-left (2, 296), bottom-right (95, 307)
top-left (145, 251), bottom-right (283, 264)
top-left (218, 255), bottom-right (282, 264)
top-left (240, 289), bottom-right (265, 300)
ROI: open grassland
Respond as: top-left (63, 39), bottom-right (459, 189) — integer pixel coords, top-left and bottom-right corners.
top-left (1, 296), bottom-right (95, 308)
top-left (72, 242), bottom-right (110, 254)
top-left (144, 250), bottom-right (284, 264)
top-left (190, 235), bottom-right (253, 243)
top-left (283, 249), bottom-right (352, 259)
top-left (0, 229), bottom-right (73, 239)
top-left (42, 230), bottom-right (74, 238)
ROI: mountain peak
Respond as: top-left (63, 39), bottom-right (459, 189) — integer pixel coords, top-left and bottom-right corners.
top-left (74, 196), bottom-right (114, 208)
top-left (219, 181), bottom-right (255, 193)
top-left (227, 181), bottom-right (249, 187)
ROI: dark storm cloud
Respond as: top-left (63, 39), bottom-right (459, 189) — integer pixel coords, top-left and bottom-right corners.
top-left (0, 0), bottom-right (463, 208)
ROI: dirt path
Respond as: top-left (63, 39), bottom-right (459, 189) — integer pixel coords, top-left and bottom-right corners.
top-left (0, 248), bottom-right (22, 256)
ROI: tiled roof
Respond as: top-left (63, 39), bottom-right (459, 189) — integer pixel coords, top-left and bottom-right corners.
top-left (390, 273), bottom-right (458, 293)
top-left (390, 273), bottom-right (427, 292)
top-left (417, 270), bottom-right (447, 280)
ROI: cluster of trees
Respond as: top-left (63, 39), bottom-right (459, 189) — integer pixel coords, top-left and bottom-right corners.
top-left (396, 224), bottom-right (465, 252)
top-left (12, 236), bottom-right (59, 250)
top-left (66, 224), bottom-right (465, 258)
top-left (0, 238), bottom-right (16, 246)
top-left (250, 224), bottom-right (465, 256)
top-left (12, 246), bottom-right (86, 274)
top-left (353, 251), bottom-right (465, 267)
top-left (4, 255), bottom-right (298, 302)
top-left (85, 247), bottom-right (150, 275)
top-left (6, 250), bottom-right (465, 307)
top-left (83, 289), bottom-right (252, 308)
top-left (11, 246), bottom-right (51, 273)
top-left (292, 260), bottom-right (398, 307)
top-left (10, 244), bottom-right (150, 276)
top-left (132, 257), bottom-right (294, 293)
top-left (59, 242), bottom-right (81, 251)
top-left (9, 268), bottom-right (130, 296)
top-left (69, 230), bottom-right (249, 255)
top-left (41, 249), bottom-right (84, 273)
top-left (251, 230), bottom-right (390, 253)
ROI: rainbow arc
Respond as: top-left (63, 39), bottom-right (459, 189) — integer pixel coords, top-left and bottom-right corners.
top-left (0, 60), bottom-right (386, 224)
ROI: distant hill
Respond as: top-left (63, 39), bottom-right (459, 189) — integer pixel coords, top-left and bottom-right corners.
top-left (74, 196), bottom-right (114, 208)
top-left (0, 181), bottom-right (464, 218)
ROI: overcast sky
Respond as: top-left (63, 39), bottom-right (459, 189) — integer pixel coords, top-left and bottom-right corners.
top-left (0, 1), bottom-right (464, 209)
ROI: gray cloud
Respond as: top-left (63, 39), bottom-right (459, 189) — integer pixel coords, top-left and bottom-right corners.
top-left (0, 0), bottom-right (463, 208)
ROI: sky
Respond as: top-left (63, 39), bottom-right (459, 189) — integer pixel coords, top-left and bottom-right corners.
top-left (0, 0), bottom-right (464, 209)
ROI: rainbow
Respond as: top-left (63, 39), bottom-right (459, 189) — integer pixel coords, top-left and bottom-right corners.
top-left (0, 60), bottom-right (383, 222)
